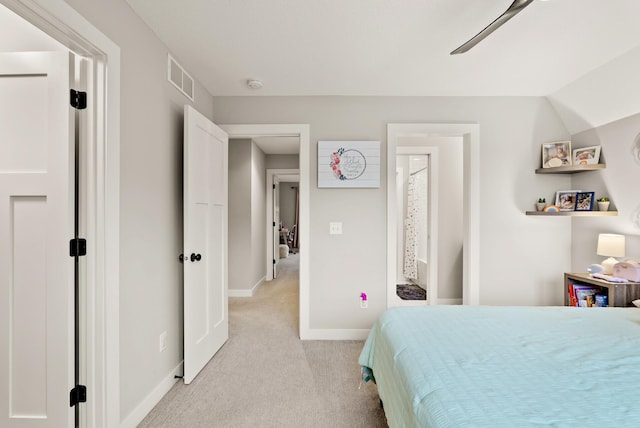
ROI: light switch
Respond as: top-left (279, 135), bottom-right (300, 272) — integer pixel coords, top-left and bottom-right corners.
top-left (329, 222), bottom-right (342, 235)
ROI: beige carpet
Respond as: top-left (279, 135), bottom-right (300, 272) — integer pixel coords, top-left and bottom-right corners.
top-left (138, 253), bottom-right (387, 427)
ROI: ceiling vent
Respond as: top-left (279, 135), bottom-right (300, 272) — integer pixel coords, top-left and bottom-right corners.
top-left (168, 54), bottom-right (194, 101)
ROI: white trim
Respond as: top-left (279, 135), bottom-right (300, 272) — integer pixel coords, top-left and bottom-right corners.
top-left (1, 0), bottom-right (122, 426)
top-left (119, 362), bottom-right (183, 428)
top-left (266, 168), bottom-right (299, 281)
top-left (220, 124), bottom-right (311, 339)
top-left (228, 276), bottom-right (265, 297)
top-left (387, 124), bottom-right (480, 307)
top-left (301, 329), bottom-right (370, 341)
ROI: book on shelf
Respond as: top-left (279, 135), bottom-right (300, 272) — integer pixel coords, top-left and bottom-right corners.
top-left (567, 282), bottom-right (608, 307)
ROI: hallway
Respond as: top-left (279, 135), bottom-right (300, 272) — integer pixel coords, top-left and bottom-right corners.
top-left (139, 252), bottom-right (386, 427)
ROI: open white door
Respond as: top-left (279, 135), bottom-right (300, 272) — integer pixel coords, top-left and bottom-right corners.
top-left (183, 105), bottom-right (229, 384)
top-left (272, 175), bottom-right (280, 278)
top-left (0, 52), bottom-right (74, 427)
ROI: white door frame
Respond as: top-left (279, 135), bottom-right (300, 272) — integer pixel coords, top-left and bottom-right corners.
top-left (266, 169), bottom-right (299, 281)
top-left (2, 0), bottom-right (121, 426)
top-left (387, 124), bottom-right (480, 306)
top-left (221, 125), bottom-right (310, 338)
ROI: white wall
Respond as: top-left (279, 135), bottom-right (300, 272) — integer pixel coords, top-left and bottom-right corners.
top-left (212, 96), bottom-right (572, 330)
top-left (549, 46), bottom-right (640, 135)
top-left (570, 112), bottom-right (640, 272)
top-left (62, 0), bottom-right (215, 422)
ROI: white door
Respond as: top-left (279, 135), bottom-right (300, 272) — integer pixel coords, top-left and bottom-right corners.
top-left (0, 52), bottom-right (74, 427)
top-left (272, 176), bottom-right (280, 278)
top-left (183, 105), bottom-right (229, 384)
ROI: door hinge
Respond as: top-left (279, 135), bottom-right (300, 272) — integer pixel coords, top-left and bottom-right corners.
top-left (273, 259), bottom-right (276, 264)
top-left (273, 221), bottom-right (276, 227)
top-left (70, 89), bottom-right (87, 110)
top-left (70, 238), bottom-right (87, 257)
top-left (69, 385), bottom-right (87, 407)
top-left (273, 184), bottom-right (276, 190)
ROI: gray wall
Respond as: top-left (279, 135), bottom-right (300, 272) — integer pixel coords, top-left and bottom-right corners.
top-left (63, 0), bottom-right (215, 421)
top-left (212, 96), bottom-right (572, 330)
top-left (266, 154), bottom-right (299, 169)
top-left (228, 139), bottom-right (252, 290)
top-left (251, 142), bottom-right (266, 287)
top-left (279, 182), bottom-right (297, 231)
top-left (571, 113), bottom-right (640, 272)
top-left (228, 139), bottom-right (267, 292)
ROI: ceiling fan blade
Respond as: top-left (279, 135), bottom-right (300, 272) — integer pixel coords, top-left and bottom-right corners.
top-left (450, 0), bottom-right (534, 55)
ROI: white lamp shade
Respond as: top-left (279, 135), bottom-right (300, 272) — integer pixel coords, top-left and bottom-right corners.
top-left (596, 233), bottom-right (625, 257)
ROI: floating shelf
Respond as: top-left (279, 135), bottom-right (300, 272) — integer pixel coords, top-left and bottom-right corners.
top-left (526, 211), bottom-right (618, 217)
top-left (535, 164), bottom-right (605, 174)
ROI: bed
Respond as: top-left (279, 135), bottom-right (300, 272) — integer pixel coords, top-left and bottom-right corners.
top-left (358, 306), bottom-right (640, 428)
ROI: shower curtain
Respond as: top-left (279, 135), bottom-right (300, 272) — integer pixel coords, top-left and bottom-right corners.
top-left (403, 171), bottom-right (426, 280)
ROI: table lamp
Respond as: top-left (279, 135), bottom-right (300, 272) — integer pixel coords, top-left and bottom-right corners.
top-left (596, 233), bottom-right (625, 275)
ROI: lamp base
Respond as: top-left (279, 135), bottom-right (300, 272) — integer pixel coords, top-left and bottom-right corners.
top-left (601, 257), bottom-right (619, 275)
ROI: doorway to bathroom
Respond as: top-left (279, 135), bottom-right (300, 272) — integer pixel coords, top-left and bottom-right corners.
top-left (392, 148), bottom-right (438, 307)
top-left (387, 123), bottom-right (481, 307)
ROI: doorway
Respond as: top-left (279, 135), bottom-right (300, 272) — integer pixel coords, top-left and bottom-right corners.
top-left (387, 124), bottom-right (480, 307)
top-left (392, 149), bottom-right (438, 307)
top-left (221, 124), bottom-right (311, 338)
top-left (266, 169), bottom-right (300, 280)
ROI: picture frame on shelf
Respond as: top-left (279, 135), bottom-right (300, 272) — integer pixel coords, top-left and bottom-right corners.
top-left (542, 141), bottom-right (571, 168)
top-left (572, 146), bottom-right (601, 166)
top-left (555, 190), bottom-right (580, 211)
top-left (575, 192), bottom-right (595, 211)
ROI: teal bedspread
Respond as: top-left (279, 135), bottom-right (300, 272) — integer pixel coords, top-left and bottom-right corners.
top-left (358, 306), bottom-right (640, 428)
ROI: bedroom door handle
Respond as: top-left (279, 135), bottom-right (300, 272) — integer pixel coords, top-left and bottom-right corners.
top-left (190, 253), bottom-right (202, 262)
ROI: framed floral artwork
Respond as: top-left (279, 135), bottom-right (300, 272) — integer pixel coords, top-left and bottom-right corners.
top-left (317, 141), bottom-right (380, 188)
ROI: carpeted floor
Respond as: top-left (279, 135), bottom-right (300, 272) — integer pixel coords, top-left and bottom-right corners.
top-left (138, 253), bottom-right (387, 427)
top-left (396, 283), bottom-right (427, 300)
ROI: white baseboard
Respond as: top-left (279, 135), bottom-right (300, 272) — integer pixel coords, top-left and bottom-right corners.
top-left (120, 361), bottom-right (183, 428)
top-left (438, 298), bottom-right (463, 305)
top-left (300, 328), bottom-right (370, 341)
top-left (229, 276), bottom-right (266, 297)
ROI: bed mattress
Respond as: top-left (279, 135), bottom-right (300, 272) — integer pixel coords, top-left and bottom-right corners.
top-left (359, 306), bottom-right (640, 428)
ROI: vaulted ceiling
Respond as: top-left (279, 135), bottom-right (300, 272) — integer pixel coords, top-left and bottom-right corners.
top-left (125, 0), bottom-right (640, 97)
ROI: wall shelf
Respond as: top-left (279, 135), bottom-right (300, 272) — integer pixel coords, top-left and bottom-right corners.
top-left (535, 164), bottom-right (605, 174)
top-left (526, 211), bottom-right (618, 217)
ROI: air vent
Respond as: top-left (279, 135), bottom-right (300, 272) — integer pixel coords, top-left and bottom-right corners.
top-left (168, 54), bottom-right (194, 101)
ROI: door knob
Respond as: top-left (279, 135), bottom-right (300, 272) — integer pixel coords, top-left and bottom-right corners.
top-left (179, 254), bottom-right (184, 263)
top-left (190, 253), bottom-right (202, 262)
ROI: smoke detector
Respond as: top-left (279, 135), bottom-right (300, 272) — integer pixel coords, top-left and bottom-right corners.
top-left (246, 79), bottom-right (263, 89)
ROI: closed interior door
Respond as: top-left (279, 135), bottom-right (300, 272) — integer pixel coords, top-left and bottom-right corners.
top-left (0, 52), bottom-right (74, 427)
top-left (183, 105), bottom-right (229, 384)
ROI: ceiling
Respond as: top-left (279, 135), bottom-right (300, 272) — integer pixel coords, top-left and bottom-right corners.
top-left (252, 136), bottom-right (299, 155)
top-left (125, 0), bottom-right (640, 97)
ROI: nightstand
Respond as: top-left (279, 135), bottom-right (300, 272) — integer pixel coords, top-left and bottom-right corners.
top-left (565, 273), bottom-right (640, 307)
